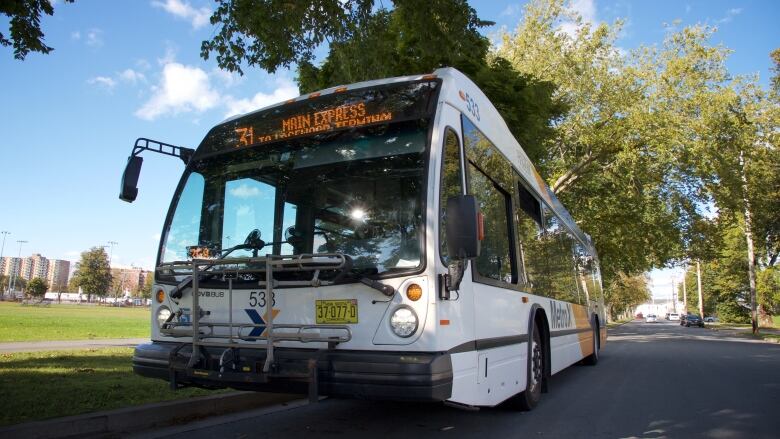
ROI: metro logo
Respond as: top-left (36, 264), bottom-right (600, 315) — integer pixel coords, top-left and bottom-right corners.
top-left (550, 300), bottom-right (573, 329)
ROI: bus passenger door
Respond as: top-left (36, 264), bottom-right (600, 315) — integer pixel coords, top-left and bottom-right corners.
top-left (436, 104), bottom-right (478, 405)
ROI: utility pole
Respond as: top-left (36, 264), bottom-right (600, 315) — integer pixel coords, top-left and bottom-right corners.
top-left (9, 240), bottom-right (27, 295)
top-left (671, 278), bottom-right (676, 313)
top-left (107, 241), bottom-right (118, 267)
top-left (682, 272), bottom-right (688, 314)
top-left (696, 260), bottom-right (704, 319)
top-left (0, 231), bottom-right (9, 299)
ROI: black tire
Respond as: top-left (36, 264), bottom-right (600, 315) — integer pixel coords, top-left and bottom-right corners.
top-left (686, 322), bottom-right (691, 327)
top-left (514, 323), bottom-right (544, 411)
top-left (582, 322), bottom-right (599, 366)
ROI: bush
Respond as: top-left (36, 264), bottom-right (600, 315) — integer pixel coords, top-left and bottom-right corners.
top-left (716, 300), bottom-right (750, 324)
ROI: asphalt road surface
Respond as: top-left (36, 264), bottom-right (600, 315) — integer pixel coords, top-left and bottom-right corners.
top-left (139, 321), bottom-right (780, 439)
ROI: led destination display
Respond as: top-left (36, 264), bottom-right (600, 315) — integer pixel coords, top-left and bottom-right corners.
top-left (195, 79), bottom-right (440, 157)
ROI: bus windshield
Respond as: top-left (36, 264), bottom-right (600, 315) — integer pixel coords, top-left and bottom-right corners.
top-left (159, 119), bottom-right (429, 281)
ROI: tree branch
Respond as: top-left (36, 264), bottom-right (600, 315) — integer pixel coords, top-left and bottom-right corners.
top-left (552, 150), bottom-right (598, 194)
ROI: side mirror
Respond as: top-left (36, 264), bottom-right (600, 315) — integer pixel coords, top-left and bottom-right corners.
top-left (445, 195), bottom-right (482, 260)
top-left (119, 156), bottom-right (143, 203)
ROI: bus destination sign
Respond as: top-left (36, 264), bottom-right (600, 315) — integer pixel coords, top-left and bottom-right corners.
top-left (196, 80), bottom-right (440, 157)
top-left (234, 102), bottom-right (393, 147)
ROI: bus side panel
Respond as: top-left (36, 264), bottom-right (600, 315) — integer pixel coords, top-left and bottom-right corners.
top-left (473, 282), bottom-right (530, 405)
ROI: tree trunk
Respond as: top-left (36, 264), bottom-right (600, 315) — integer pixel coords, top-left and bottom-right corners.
top-left (682, 272), bottom-right (687, 313)
top-left (696, 260), bottom-right (704, 319)
top-left (739, 151), bottom-right (759, 334)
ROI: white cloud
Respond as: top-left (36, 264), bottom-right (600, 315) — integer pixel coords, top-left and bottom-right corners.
top-left (500, 4), bottom-right (520, 17)
top-left (559, 0), bottom-right (597, 39)
top-left (135, 63), bottom-right (220, 120)
top-left (85, 28), bottom-right (103, 47)
top-left (223, 79), bottom-right (299, 118)
top-left (157, 43), bottom-right (178, 65)
top-left (70, 31), bottom-right (81, 40)
top-left (717, 7), bottom-right (742, 24)
top-left (229, 184), bottom-right (262, 199)
top-left (211, 67), bottom-right (243, 88)
top-left (136, 59), bottom-right (152, 70)
top-left (119, 69), bottom-right (146, 84)
top-left (152, 0), bottom-right (211, 29)
top-left (87, 76), bottom-right (117, 90)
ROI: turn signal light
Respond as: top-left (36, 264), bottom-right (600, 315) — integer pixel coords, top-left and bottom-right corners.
top-left (155, 289), bottom-right (165, 304)
top-left (406, 283), bottom-right (423, 301)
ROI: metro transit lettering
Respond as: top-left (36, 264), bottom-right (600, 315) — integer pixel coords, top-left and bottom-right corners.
top-left (550, 300), bottom-right (573, 329)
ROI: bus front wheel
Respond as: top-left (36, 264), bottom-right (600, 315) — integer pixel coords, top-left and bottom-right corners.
top-left (514, 323), bottom-right (543, 411)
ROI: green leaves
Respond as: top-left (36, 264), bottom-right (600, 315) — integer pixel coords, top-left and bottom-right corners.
top-left (26, 277), bottom-right (48, 298)
top-left (201, 0), bottom-right (373, 75)
top-left (71, 247), bottom-right (112, 301)
top-left (1, 0), bottom-right (74, 60)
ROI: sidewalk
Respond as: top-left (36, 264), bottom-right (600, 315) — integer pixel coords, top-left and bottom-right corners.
top-left (0, 338), bottom-right (148, 353)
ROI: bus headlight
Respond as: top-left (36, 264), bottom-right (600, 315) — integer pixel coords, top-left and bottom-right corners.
top-left (156, 306), bottom-right (172, 329)
top-left (390, 306), bottom-right (418, 338)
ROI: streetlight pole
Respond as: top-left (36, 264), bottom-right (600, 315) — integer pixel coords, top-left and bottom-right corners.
top-left (9, 240), bottom-right (27, 295)
top-left (0, 231), bottom-right (9, 299)
top-left (107, 241), bottom-right (118, 267)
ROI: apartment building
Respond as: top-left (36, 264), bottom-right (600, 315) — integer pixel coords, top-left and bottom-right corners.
top-left (20, 254), bottom-right (49, 281)
top-left (46, 259), bottom-right (71, 291)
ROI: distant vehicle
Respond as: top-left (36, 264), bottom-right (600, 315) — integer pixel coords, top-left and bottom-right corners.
top-left (668, 313), bottom-right (680, 321)
top-left (636, 313), bottom-right (644, 319)
top-left (664, 313), bottom-right (670, 320)
top-left (704, 316), bottom-right (718, 322)
top-left (681, 314), bottom-right (704, 327)
top-left (645, 314), bottom-right (658, 323)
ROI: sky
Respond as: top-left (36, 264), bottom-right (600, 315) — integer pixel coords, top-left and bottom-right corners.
top-left (1, 0), bottom-right (778, 292)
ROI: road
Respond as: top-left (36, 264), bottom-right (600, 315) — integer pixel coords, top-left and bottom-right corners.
top-left (136, 321), bottom-right (780, 439)
top-left (0, 338), bottom-right (149, 353)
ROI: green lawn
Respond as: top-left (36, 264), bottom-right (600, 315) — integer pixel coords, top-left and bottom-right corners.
top-left (773, 315), bottom-right (780, 328)
top-left (0, 302), bottom-right (149, 342)
top-left (0, 347), bottom-right (226, 426)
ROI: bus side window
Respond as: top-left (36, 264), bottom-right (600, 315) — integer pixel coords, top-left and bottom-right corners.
top-left (439, 128), bottom-right (463, 265)
top-left (538, 207), bottom-right (580, 303)
top-left (462, 116), bottom-right (516, 285)
top-left (514, 179), bottom-right (543, 291)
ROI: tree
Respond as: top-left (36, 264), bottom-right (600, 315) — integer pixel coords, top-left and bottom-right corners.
top-left (204, 0), bottom-right (563, 172)
top-left (26, 277), bottom-right (48, 300)
top-left (71, 247), bottom-right (112, 302)
top-left (497, 1), bottom-right (709, 284)
top-left (0, 274), bottom-right (8, 294)
top-left (140, 272), bottom-right (153, 301)
top-left (603, 272), bottom-right (651, 321)
top-left (771, 48), bottom-right (780, 96)
top-left (1, 0), bottom-right (74, 60)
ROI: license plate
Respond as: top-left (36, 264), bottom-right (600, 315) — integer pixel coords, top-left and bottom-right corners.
top-left (315, 299), bottom-right (358, 324)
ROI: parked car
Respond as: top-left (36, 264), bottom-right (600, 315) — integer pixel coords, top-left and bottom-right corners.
top-left (636, 312), bottom-right (644, 319)
top-left (681, 313), bottom-right (705, 327)
top-left (704, 316), bottom-right (718, 322)
top-left (668, 313), bottom-right (680, 321)
top-left (645, 314), bottom-right (658, 323)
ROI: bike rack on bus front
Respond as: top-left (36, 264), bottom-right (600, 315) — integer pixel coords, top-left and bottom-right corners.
top-left (158, 254), bottom-right (353, 401)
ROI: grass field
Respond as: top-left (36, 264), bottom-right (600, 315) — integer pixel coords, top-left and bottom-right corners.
top-left (0, 302), bottom-right (149, 342)
top-left (0, 347), bottom-right (227, 426)
top-left (774, 315), bottom-right (780, 328)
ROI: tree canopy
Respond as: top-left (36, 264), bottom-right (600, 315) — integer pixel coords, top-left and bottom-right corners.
top-left (71, 247), bottom-right (112, 302)
top-left (1, 0), bottom-right (74, 60)
top-left (26, 277), bottom-right (48, 299)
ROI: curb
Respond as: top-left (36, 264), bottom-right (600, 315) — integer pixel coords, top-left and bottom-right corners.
top-left (0, 391), bottom-right (301, 439)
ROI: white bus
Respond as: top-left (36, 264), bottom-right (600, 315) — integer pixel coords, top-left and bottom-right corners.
top-left (122, 67), bottom-right (606, 410)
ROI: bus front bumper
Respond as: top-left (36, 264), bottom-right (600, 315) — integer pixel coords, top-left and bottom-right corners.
top-left (133, 341), bottom-right (453, 402)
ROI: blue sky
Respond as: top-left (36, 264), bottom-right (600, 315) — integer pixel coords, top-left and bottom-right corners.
top-left (1, 0), bottom-right (778, 285)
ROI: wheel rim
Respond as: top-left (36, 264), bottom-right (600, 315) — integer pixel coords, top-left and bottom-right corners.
top-left (530, 338), bottom-right (542, 394)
